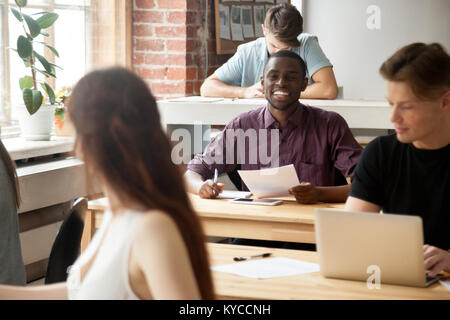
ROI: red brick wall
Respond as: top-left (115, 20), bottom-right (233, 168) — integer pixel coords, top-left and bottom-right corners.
top-left (133, 0), bottom-right (232, 100)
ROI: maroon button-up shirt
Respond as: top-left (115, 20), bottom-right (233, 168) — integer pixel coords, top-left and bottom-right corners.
top-left (188, 102), bottom-right (362, 190)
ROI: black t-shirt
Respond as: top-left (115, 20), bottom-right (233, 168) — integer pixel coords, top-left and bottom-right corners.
top-left (350, 134), bottom-right (450, 250)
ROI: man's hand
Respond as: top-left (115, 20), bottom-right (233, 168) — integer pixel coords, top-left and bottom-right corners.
top-left (242, 81), bottom-right (264, 98)
top-left (198, 180), bottom-right (225, 199)
top-left (289, 182), bottom-right (320, 204)
top-left (423, 245), bottom-right (450, 277)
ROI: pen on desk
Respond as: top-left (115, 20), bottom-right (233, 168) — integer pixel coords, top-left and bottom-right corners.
top-left (213, 168), bottom-right (218, 196)
top-left (233, 253), bottom-right (272, 261)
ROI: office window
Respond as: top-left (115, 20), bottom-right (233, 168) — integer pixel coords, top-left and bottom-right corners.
top-left (0, 0), bottom-right (131, 130)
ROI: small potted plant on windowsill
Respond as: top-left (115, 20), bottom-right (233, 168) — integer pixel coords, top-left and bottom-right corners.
top-left (11, 0), bottom-right (60, 141)
top-left (54, 86), bottom-right (74, 136)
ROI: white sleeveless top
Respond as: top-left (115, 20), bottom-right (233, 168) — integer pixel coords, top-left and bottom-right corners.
top-left (66, 209), bottom-right (141, 300)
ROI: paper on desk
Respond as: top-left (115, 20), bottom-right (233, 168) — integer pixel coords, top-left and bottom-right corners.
top-left (440, 280), bottom-right (450, 292)
top-left (211, 257), bottom-right (319, 279)
top-left (166, 96), bottom-right (224, 103)
top-left (217, 190), bottom-right (252, 199)
top-left (238, 164), bottom-right (300, 199)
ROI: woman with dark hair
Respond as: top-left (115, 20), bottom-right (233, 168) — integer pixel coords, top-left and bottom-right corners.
top-left (0, 67), bottom-right (214, 299)
top-left (0, 140), bottom-right (26, 285)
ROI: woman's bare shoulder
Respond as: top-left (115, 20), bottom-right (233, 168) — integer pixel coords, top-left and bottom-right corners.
top-left (132, 210), bottom-right (181, 243)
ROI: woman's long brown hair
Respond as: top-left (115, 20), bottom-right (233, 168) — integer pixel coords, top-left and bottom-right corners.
top-left (0, 139), bottom-right (20, 208)
top-left (68, 67), bottom-right (214, 299)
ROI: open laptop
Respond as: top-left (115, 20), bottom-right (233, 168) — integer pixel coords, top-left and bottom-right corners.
top-left (314, 208), bottom-right (443, 287)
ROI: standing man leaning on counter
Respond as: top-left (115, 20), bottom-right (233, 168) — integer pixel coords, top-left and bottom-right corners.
top-left (200, 3), bottom-right (338, 100)
top-left (345, 43), bottom-right (450, 277)
top-left (186, 51), bottom-right (361, 204)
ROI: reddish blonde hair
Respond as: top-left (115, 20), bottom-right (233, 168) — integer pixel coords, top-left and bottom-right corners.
top-left (380, 42), bottom-right (450, 100)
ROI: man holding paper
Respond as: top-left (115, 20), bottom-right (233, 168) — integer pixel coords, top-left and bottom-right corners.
top-left (185, 50), bottom-right (362, 204)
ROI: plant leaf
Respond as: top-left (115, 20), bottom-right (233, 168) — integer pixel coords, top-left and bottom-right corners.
top-left (49, 62), bottom-right (62, 70)
top-left (36, 41), bottom-right (59, 57)
top-left (55, 108), bottom-right (66, 122)
top-left (11, 7), bottom-right (23, 22)
top-left (23, 88), bottom-right (43, 115)
top-left (45, 44), bottom-right (59, 57)
top-left (23, 14), bottom-right (41, 38)
top-left (22, 58), bottom-right (30, 67)
top-left (40, 82), bottom-right (56, 104)
top-left (36, 13), bottom-right (58, 29)
top-left (33, 67), bottom-right (56, 78)
top-left (32, 11), bottom-right (50, 16)
top-left (17, 35), bottom-right (32, 59)
top-left (15, 0), bottom-right (27, 8)
top-left (40, 30), bottom-right (49, 37)
top-left (33, 50), bottom-right (53, 75)
top-left (19, 76), bottom-right (34, 90)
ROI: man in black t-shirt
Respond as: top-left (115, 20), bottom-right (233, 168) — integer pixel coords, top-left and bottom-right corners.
top-left (345, 43), bottom-right (450, 278)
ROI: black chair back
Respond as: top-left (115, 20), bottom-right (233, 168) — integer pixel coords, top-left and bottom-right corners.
top-left (334, 168), bottom-right (349, 186)
top-left (227, 165), bottom-right (242, 190)
top-left (45, 197), bottom-right (87, 284)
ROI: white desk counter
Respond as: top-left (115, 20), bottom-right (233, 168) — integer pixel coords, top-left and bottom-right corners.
top-left (157, 97), bottom-right (392, 130)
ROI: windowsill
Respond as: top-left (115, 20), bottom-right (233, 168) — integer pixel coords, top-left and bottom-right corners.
top-left (3, 134), bottom-right (75, 161)
top-left (0, 122), bottom-right (21, 138)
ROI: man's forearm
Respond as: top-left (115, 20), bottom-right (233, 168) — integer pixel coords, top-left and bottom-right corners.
top-left (184, 170), bottom-right (206, 194)
top-left (300, 82), bottom-right (338, 100)
top-left (316, 184), bottom-right (351, 203)
top-left (200, 78), bottom-right (245, 98)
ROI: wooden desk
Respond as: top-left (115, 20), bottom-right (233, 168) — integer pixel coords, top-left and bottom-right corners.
top-left (208, 243), bottom-right (450, 300)
top-left (189, 195), bottom-right (343, 244)
top-left (84, 195), bottom-right (344, 251)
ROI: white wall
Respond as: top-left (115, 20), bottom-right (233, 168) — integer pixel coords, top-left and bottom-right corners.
top-left (303, 0), bottom-right (450, 100)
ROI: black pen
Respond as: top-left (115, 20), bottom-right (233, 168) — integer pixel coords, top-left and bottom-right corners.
top-left (233, 253), bottom-right (271, 261)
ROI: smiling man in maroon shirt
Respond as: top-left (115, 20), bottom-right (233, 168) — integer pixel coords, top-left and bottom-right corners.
top-left (185, 51), bottom-right (362, 204)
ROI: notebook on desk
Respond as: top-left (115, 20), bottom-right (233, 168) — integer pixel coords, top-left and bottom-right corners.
top-left (314, 209), bottom-right (443, 287)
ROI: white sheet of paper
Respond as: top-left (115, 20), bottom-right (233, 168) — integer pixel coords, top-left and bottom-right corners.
top-left (238, 164), bottom-right (300, 198)
top-left (440, 280), bottom-right (450, 292)
top-left (219, 5), bottom-right (231, 40)
top-left (230, 6), bottom-right (244, 41)
top-left (217, 190), bottom-right (252, 199)
top-left (253, 6), bottom-right (265, 37)
top-left (241, 6), bottom-right (254, 38)
top-left (211, 257), bottom-right (320, 279)
top-left (166, 96), bottom-right (224, 103)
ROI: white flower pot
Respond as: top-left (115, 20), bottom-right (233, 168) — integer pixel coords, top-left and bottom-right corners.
top-left (17, 104), bottom-right (56, 141)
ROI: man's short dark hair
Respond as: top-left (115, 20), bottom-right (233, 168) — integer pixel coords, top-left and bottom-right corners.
top-left (264, 3), bottom-right (303, 47)
top-left (380, 42), bottom-right (450, 100)
top-left (264, 50), bottom-right (306, 79)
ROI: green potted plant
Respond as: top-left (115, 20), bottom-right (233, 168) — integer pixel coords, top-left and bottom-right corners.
top-left (10, 0), bottom-right (61, 140)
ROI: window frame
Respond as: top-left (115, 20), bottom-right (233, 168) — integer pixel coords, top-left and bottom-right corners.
top-left (1, 0), bottom-right (132, 133)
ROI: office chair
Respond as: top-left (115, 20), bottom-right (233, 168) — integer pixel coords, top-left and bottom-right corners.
top-left (334, 168), bottom-right (349, 186)
top-left (227, 165), bottom-right (242, 190)
top-left (45, 197), bottom-right (87, 284)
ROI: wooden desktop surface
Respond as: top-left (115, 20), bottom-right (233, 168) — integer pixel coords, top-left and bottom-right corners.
top-left (86, 195), bottom-right (344, 246)
top-left (208, 243), bottom-right (450, 300)
top-left (83, 199), bottom-right (450, 299)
